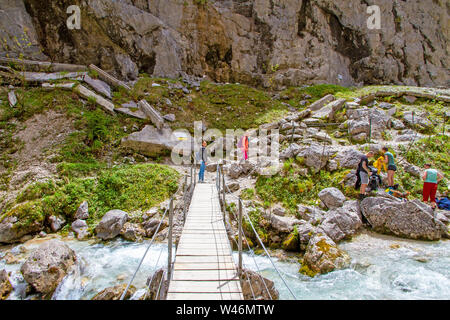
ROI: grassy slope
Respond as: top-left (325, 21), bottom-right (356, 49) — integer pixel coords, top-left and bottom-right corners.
top-left (0, 79), bottom-right (449, 237)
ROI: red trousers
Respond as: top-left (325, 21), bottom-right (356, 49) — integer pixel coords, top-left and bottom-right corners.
top-left (423, 182), bottom-right (438, 203)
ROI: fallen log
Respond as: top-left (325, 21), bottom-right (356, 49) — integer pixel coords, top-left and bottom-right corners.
top-left (74, 84), bottom-right (116, 115)
top-left (138, 99), bottom-right (164, 130)
top-left (88, 64), bottom-right (131, 91)
top-left (0, 57), bottom-right (87, 73)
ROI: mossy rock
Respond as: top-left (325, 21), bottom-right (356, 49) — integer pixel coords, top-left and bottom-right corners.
top-left (281, 232), bottom-right (299, 252)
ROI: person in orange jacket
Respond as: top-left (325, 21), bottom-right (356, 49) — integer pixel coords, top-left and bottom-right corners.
top-left (238, 135), bottom-right (249, 161)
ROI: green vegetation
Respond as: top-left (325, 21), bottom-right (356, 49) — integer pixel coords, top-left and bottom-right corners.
top-left (256, 168), bottom-right (352, 212)
top-left (0, 164), bottom-right (179, 231)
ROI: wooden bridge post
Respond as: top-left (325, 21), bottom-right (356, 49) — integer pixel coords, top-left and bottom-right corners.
top-left (238, 198), bottom-right (243, 277)
top-left (167, 198), bottom-right (174, 281)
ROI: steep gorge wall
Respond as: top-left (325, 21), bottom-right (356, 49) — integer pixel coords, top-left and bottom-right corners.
top-left (1, 0), bottom-right (449, 88)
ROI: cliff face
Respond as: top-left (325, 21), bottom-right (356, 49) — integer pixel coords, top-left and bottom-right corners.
top-left (1, 0), bottom-right (449, 87)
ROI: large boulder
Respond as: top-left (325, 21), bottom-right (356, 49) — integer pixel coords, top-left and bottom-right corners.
top-left (300, 232), bottom-right (350, 276)
top-left (297, 205), bottom-right (326, 226)
top-left (360, 197), bottom-right (446, 240)
top-left (142, 268), bottom-right (167, 300)
top-left (266, 213), bottom-right (302, 234)
top-left (92, 284), bottom-right (136, 300)
top-left (20, 240), bottom-right (77, 294)
top-left (318, 187), bottom-right (346, 210)
top-left (319, 201), bottom-right (362, 242)
top-left (240, 269), bottom-right (279, 300)
top-left (121, 125), bottom-right (190, 157)
top-left (334, 148), bottom-right (365, 169)
top-left (142, 219), bottom-right (168, 238)
top-left (0, 269), bottom-right (13, 300)
top-left (297, 143), bottom-right (333, 171)
top-left (95, 210), bottom-right (129, 240)
top-left (0, 214), bottom-right (43, 244)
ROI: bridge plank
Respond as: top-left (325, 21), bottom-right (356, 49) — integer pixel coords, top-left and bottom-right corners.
top-left (167, 183), bottom-right (243, 300)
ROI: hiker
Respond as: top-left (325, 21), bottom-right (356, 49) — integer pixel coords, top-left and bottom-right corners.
top-left (238, 135), bottom-right (249, 161)
top-left (422, 163), bottom-right (443, 209)
top-left (196, 140), bottom-right (207, 183)
top-left (382, 147), bottom-right (396, 189)
top-left (356, 150), bottom-right (374, 200)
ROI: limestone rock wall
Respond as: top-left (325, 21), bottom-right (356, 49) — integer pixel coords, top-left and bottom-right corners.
top-left (1, 0), bottom-right (449, 87)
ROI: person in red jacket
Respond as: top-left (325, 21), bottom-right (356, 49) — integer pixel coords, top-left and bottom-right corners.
top-left (238, 135), bottom-right (249, 161)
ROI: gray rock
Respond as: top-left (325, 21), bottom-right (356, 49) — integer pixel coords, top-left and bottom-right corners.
top-left (84, 74), bottom-right (112, 98)
top-left (20, 240), bottom-right (77, 294)
top-left (267, 213), bottom-right (302, 234)
top-left (301, 232), bottom-right (351, 276)
top-left (142, 219), bottom-right (168, 238)
top-left (271, 204), bottom-right (286, 217)
top-left (297, 143), bottom-right (333, 171)
top-left (95, 210), bottom-right (129, 240)
top-left (312, 98), bottom-right (346, 121)
top-left (92, 283), bottom-right (136, 300)
top-left (8, 91), bottom-right (17, 107)
top-left (48, 215), bottom-right (66, 232)
top-left (360, 197), bottom-right (445, 240)
top-left (403, 162), bottom-right (422, 178)
top-left (403, 95), bottom-right (417, 104)
top-left (226, 182), bottom-right (240, 193)
top-left (318, 188), bottom-right (346, 210)
top-left (297, 205), bottom-right (325, 226)
top-left (309, 95), bottom-right (335, 111)
top-left (334, 148), bottom-right (365, 169)
top-left (71, 219), bottom-right (89, 240)
top-left (391, 119), bottom-right (405, 130)
top-left (121, 125), bottom-right (190, 157)
top-left (0, 269), bottom-right (13, 300)
top-left (240, 269), bottom-right (279, 300)
top-left (120, 223), bottom-right (146, 242)
top-left (378, 102), bottom-right (393, 109)
top-left (297, 222), bottom-right (315, 251)
top-left (143, 268), bottom-right (167, 300)
top-left (227, 163), bottom-right (243, 179)
top-left (163, 114), bottom-right (176, 122)
top-left (403, 111), bottom-right (432, 129)
top-left (319, 201), bottom-right (362, 242)
top-left (0, 215), bottom-right (43, 244)
top-left (280, 143), bottom-right (302, 160)
top-left (75, 201), bottom-right (89, 220)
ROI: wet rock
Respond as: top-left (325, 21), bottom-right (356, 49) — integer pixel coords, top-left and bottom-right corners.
top-left (95, 210), bottom-right (129, 240)
top-left (120, 223), bottom-right (146, 242)
top-left (0, 269), bottom-right (13, 300)
top-left (20, 240), bottom-right (77, 294)
top-left (142, 268), bottom-right (167, 300)
top-left (301, 232), bottom-right (351, 276)
top-left (319, 201), bottom-right (362, 242)
top-left (71, 219), bottom-right (89, 240)
top-left (75, 201), bottom-right (89, 220)
top-left (92, 284), bottom-right (136, 300)
top-left (318, 187), bottom-right (346, 210)
top-left (48, 215), bottom-right (66, 232)
top-left (240, 269), bottom-right (279, 300)
top-left (360, 197), bottom-right (445, 240)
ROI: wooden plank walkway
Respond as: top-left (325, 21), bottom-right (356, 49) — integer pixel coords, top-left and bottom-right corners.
top-left (167, 183), bottom-right (243, 300)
